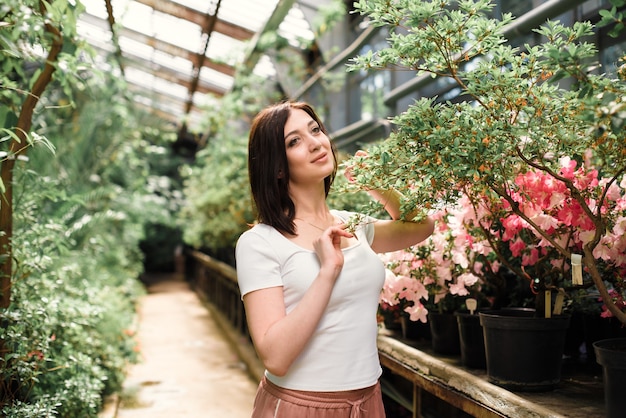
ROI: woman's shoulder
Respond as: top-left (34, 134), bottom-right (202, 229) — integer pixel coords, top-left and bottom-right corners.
top-left (330, 209), bottom-right (355, 221)
top-left (237, 223), bottom-right (277, 245)
top-left (236, 224), bottom-right (282, 262)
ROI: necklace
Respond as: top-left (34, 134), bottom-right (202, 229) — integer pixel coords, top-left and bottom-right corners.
top-left (295, 216), bottom-right (339, 232)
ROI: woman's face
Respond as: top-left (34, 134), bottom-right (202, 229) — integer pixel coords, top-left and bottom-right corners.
top-left (283, 108), bottom-right (334, 187)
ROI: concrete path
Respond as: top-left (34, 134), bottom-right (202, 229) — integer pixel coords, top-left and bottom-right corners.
top-left (114, 273), bottom-right (257, 418)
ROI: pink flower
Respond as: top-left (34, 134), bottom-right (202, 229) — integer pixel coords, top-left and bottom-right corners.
top-left (521, 247), bottom-right (539, 266)
top-left (559, 156), bottom-right (577, 179)
top-left (502, 215), bottom-right (525, 241)
top-left (509, 237), bottom-right (526, 257)
top-left (405, 303), bottom-right (429, 323)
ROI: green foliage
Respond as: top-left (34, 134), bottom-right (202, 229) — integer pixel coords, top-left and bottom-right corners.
top-left (1, 1), bottom-right (182, 413)
top-left (181, 140), bottom-right (252, 252)
top-left (312, 0), bottom-right (347, 38)
top-left (347, 0), bottom-right (626, 317)
top-left (0, 0), bottom-right (85, 113)
top-left (598, 0), bottom-right (626, 38)
top-left (348, 0), bottom-right (625, 214)
top-left (1, 170), bottom-right (146, 417)
top-left (180, 74), bottom-right (281, 253)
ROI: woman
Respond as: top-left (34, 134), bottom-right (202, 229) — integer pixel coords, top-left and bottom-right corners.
top-left (235, 101), bottom-right (434, 417)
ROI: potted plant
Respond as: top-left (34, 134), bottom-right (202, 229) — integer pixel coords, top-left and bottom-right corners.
top-left (347, 0), bottom-right (626, 321)
top-left (344, 0), bottom-right (626, 391)
top-left (379, 205), bottom-right (492, 356)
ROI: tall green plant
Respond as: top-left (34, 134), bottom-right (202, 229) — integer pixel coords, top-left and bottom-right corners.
top-left (346, 0), bottom-right (626, 321)
top-left (1, 1), bottom-right (183, 415)
top-left (1, 165), bottom-right (147, 417)
top-left (0, 0), bottom-right (78, 308)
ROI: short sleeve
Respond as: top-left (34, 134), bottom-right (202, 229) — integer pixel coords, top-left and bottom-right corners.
top-left (235, 228), bottom-right (284, 298)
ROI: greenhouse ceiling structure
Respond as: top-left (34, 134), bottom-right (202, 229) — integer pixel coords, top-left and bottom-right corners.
top-left (77, 0), bottom-right (320, 133)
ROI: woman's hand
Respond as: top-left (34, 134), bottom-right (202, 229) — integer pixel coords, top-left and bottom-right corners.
top-left (344, 150), bottom-right (368, 184)
top-left (312, 225), bottom-right (353, 279)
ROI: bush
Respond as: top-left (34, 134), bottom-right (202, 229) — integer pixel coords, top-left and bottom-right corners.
top-left (1, 174), bottom-right (145, 417)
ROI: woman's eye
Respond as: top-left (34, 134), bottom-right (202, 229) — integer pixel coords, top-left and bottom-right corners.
top-left (312, 126), bottom-right (321, 134)
top-left (288, 137), bottom-right (299, 147)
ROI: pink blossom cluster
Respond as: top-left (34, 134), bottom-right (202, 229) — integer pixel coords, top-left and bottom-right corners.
top-left (379, 205), bottom-right (494, 323)
top-left (379, 157), bottom-right (626, 321)
top-left (499, 157), bottom-right (626, 273)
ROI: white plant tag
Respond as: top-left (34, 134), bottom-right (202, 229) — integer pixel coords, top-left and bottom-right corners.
top-left (466, 298), bottom-right (477, 315)
top-left (572, 253), bottom-right (583, 285)
top-left (553, 288), bottom-right (565, 316)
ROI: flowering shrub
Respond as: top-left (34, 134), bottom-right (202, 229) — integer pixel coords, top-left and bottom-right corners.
top-left (488, 158), bottom-right (626, 314)
top-left (379, 204), bottom-right (498, 322)
top-left (376, 155), bottom-right (626, 322)
top-left (347, 0), bottom-right (626, 322)
top-left (500, 158), bottom-right (625, 269)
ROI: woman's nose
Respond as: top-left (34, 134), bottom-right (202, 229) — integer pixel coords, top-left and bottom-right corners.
top-left (308, 135), bottom-right (322, 151)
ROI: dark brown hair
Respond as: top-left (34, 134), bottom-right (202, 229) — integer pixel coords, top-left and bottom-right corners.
top-left (248, 101), bottom-right (337, 235)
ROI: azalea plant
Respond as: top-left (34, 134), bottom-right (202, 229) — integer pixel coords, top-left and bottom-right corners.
top-left (464, 157), bottom-right (626, 316)
top-left (345, 0), bottom-right (626, 322)
top-left (379, 202), bottom-right (498, 323)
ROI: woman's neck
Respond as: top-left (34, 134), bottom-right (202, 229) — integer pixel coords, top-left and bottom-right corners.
top-left (289, 184), bottom-right (329, 220)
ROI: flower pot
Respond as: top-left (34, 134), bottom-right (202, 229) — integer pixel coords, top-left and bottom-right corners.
top-left (400, 315), bottom-right (431, 341)
top-left (455, 311), bottom-right (486, 368)
top-left (584, 315), bottom-right (626, 365)
top-left (383, 316), bottom-right (402, 331)
top-left (428, 312), bottom-right (460, 355)
top-left (594, 338), bottom-right (626, 418)
top-left (479, 308), bottom-right (570, 391)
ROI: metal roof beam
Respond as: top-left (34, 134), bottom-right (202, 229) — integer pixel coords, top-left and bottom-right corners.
top-left (238, 0), bottom-right (296, 79)
top-left (81, 12), bottom-right (236, 77)
top-left (133, 0), bottom-right (254, 40)
top-left (121, 55), bottom-right (227, 96)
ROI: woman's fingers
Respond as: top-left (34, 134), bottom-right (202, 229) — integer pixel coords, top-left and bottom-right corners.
top-left (344, 150), bottom-right (369, 183)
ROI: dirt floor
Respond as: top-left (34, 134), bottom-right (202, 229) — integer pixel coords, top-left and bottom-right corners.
top-left (114, 273), bottom-right (257, 418)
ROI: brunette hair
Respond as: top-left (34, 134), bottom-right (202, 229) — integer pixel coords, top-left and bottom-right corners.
top-left (248, 101), bottom-right (337, 235)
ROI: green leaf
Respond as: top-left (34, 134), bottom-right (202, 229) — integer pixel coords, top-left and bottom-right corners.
top-left (0, 127), bottom-right (23, 144)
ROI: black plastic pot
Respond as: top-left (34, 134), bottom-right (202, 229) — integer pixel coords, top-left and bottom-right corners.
top-left (455, 311), bottom-right (486, 368)
top-left (400, 315), bottom-right (431, 341)
top-left (479, 308), bottom-right (570, 391)
top-left (594, 338), bottom-right (626, 418)
top-left (429, 312), bottom-right (460, 355)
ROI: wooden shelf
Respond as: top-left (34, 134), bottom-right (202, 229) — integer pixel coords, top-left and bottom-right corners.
top-left (378, 332), bottom-right (605, 418)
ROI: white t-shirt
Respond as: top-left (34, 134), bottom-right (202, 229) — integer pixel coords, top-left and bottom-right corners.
top-left (235, 210), bottom-right (385, 391)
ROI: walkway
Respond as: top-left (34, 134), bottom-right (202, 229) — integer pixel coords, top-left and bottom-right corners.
top-left (111, 272), bottom-right (257, 418)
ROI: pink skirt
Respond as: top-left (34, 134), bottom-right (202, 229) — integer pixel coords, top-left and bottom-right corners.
top-left (251, 377), bottom-right (386, 418)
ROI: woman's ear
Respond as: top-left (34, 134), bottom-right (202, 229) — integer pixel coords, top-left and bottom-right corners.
top-left (277, 169), bottom-right (284, 179)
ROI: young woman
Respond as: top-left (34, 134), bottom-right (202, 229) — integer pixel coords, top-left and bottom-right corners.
top-left (235, 101), bottom-right (434, 417)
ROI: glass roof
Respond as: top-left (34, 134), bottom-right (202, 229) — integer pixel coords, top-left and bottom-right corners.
top-left (76, 0), bottom-right (315, 131)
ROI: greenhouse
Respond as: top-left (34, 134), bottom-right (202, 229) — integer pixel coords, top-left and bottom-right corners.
top-left (1, 0), bottom-right (626, 417)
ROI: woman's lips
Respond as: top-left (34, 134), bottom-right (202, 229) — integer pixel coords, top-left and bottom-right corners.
top-left (312, 153), bottom-right (327, 163)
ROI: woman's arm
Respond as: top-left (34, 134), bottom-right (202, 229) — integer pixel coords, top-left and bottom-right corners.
top-left (242, 225), bottom-right (352, 377)
top-left (368, 188), bottom-right (434, 253)
top-left (345, 151), bottom-right (434, 253)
